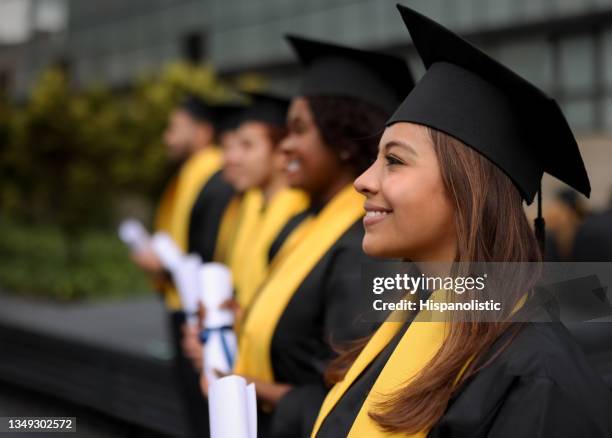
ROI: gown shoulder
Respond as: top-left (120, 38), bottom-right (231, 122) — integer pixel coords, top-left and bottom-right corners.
top-left (432, 321), bottom-right (612, 437)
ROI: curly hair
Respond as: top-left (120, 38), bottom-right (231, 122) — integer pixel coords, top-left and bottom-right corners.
top-left (306, 95), bottom-right (390, 175)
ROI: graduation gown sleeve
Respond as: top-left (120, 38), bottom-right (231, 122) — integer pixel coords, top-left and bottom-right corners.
top-left (428, 322), bottom-right (612, 438)
top-left (484, 374), bottom-right (611, 437)
top-left (270, 383), bottom-right (329, 438)
top-left (187, 169), bottom-right (235, 262)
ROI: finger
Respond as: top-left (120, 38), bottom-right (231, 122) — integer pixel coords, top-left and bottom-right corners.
top-left (213, 368), bottom-right (229, 378)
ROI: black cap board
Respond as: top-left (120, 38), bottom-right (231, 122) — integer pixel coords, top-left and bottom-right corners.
top-left (240, 92), bottom-right (290, 128)
top-left (285, 35), bottom-right (415, 114)
top-left (389, 5), bottom-right (590, 204)
top-left (179, 95), bottom-right (215, 123)
top-left (215, 102), bottom-right (249, 134)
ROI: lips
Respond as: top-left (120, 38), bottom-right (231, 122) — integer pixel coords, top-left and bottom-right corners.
top-left (363, 202), bottom-right (392, 227)
top-left (286, 159), bottom-right (301, 173)
top-left (365, 210), bottom-right (390, 218)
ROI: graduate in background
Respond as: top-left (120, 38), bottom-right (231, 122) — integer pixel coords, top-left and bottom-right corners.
top-left (208, 37), bottom-right (414, 438)
top-left (311, 6), bottom-right (612, 437)
top-left (544, 189), bottom-right (589, 261)
top-left (210, 102), bottom-right (250, 265)
top-left (182, 93), bottom-right (309, 370)
top-left (131, 95), bottom-right (234, 438)
top-left (225, 92), bottom-right (309, 310)
top-left (572, 190), bottom-right (612, 262)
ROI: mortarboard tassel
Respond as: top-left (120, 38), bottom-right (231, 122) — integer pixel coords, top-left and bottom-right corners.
top-left (534, 184), bottom-right (546, 256)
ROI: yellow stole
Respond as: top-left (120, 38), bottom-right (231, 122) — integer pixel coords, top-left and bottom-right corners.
top-left (231, 188), bottom-right (309, 309)
top-left (234, 185), bottom-right (364, 382)
top-left (154, 147), bottom-right (223, 309)
top-left (227, 189), bottom-right (264, 281)
top-left (311, 291), bottom-right (451, 438)
top-left (213, 194), bottom-right (243, 265)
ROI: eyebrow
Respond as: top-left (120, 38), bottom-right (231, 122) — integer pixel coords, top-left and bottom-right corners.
top-left (382, 140), bottom-right (418, 157)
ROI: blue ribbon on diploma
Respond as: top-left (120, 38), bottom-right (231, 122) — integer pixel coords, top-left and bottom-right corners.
top-left (200, 326), bottom-right (235, 368)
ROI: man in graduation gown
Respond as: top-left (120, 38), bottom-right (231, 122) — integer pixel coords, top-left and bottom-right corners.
top-left (132, 95), bottom-right (234, 438)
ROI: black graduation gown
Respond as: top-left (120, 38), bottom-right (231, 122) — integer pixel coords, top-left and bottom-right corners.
top-left (572, 209), bottom-right (612, 262)
top-left (187, 169), bottom-right (235, 262)
top-left (170, 169), bottom-right (232, 438)
top-left (316, 317), bottom-right (612, 437)
top-left (261, 219), bottom-right (383, 438)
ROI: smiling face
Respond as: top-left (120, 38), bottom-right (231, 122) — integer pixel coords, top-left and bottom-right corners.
top-left (354, 122), bottom-right (457, 261)
top-left (281, 97), bottom-right (345, 197)
top-left (225, 121), bottom-right (277, 192)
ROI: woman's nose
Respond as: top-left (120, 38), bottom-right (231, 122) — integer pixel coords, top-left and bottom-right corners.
top-left (354, 160), bottom-right (379, 196)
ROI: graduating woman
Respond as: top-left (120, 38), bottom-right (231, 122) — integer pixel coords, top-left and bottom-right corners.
top-left (182, 94), bottom-right (308, 365)
top-left (311, 6), bottom-right (612, 437)
top-left (224, 93), bottom-right (309, 309)
top-left (216, 37), bottom-right (415, 437)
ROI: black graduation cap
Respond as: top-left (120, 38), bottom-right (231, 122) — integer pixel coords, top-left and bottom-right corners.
top-left (285, 35), bottom-right (415, 114)
top-left (389, 5), bottom-right (591, 205)
top-left (215, 102), bottom-right (249, 134)
top-left (240, 92), bottom-right (290, 128)
top-left (179, 94), bottom-right (215, 123)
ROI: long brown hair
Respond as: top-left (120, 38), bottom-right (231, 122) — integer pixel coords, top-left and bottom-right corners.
top-left (326, 127), bottom-right (542, 434)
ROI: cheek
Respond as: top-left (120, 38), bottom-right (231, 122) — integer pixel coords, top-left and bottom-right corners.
top-left (395, 182), bottom-right (449, 233)
top-left (364, 171), bottom-right (454, 258)
top-left (394, 176), bottom-right (454, 255)
top-left (252, 147), bottom-right (273, 181)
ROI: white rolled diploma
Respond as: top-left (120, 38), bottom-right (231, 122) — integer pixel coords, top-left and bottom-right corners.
top-left (173, 254), bottom-right (202, 323)
top-left (118, 219), bottom-right (150, 253)
top-left (208, 375), bottom-right (257, 438)
top-left (200, 263), bottom-right (236, 381)
top-left (150, 232), bottom-right (184, 272)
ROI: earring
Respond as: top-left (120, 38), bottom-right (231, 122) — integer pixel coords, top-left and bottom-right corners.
top-left (340, 150), bottom-right (351, 161)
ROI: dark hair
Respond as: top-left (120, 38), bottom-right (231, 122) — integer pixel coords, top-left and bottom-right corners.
top-left (263, 124), bottom-right (288, 149)
top-left (306, 95), bottom-right (389, 175)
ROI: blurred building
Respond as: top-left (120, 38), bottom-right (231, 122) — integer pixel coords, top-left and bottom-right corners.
top-left (2, 0), bottom-right (612, 203)
top-left (0, 0), bottom-right (67, 96)
top-left (3, 0), bottom-right (611, 133)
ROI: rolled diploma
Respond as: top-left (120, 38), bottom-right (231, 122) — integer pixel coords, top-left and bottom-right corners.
top-left (118, 219), bottom-right (150, 253)
top-left (200, 263), bottom-right (236, 380)
top-left (208, 375), bottom-right (257, 438)
top-left (150, 232), bottom-right (183, 272)
top-left (173, 254), bottom-right (202, 323)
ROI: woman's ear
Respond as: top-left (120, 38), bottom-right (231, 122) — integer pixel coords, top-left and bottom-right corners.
top-left (195, 121), bottom-right (215, 147)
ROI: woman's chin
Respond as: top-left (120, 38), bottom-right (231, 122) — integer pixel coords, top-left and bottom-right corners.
top-left (362, 236), bottom-right (394, 258)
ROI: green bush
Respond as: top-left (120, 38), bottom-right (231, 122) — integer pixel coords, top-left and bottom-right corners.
top-left (0, 218), bottom-right (151, 301)
top-left (0, 62), bottom-right (264, 301)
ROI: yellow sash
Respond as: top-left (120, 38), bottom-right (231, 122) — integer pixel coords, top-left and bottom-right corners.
top-left (154, 147), bottom-right (223, 309)
top-left (227, 189), bottom-right (264, 283)
top-left (234, 185), bottom-right (364, 382)
top-left (213, 194), bottom-right (242, 264)
top-left (311, 291), bottom-right (451, 438)
top-left (231, 188), bottom-right (309, 309)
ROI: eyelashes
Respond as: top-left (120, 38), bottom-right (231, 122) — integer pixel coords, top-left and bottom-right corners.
top-left (384, 154), bottom-right (404, 166)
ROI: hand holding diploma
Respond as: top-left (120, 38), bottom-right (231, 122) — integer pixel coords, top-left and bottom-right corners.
top-left (118, 219), bottom-right (151, 253)
top-left (198, 263), bottom-right (237, 384)
top-left (150, 232), bottom-right (184, 273)
top-left (119, 219), bottom-right (166, 275)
